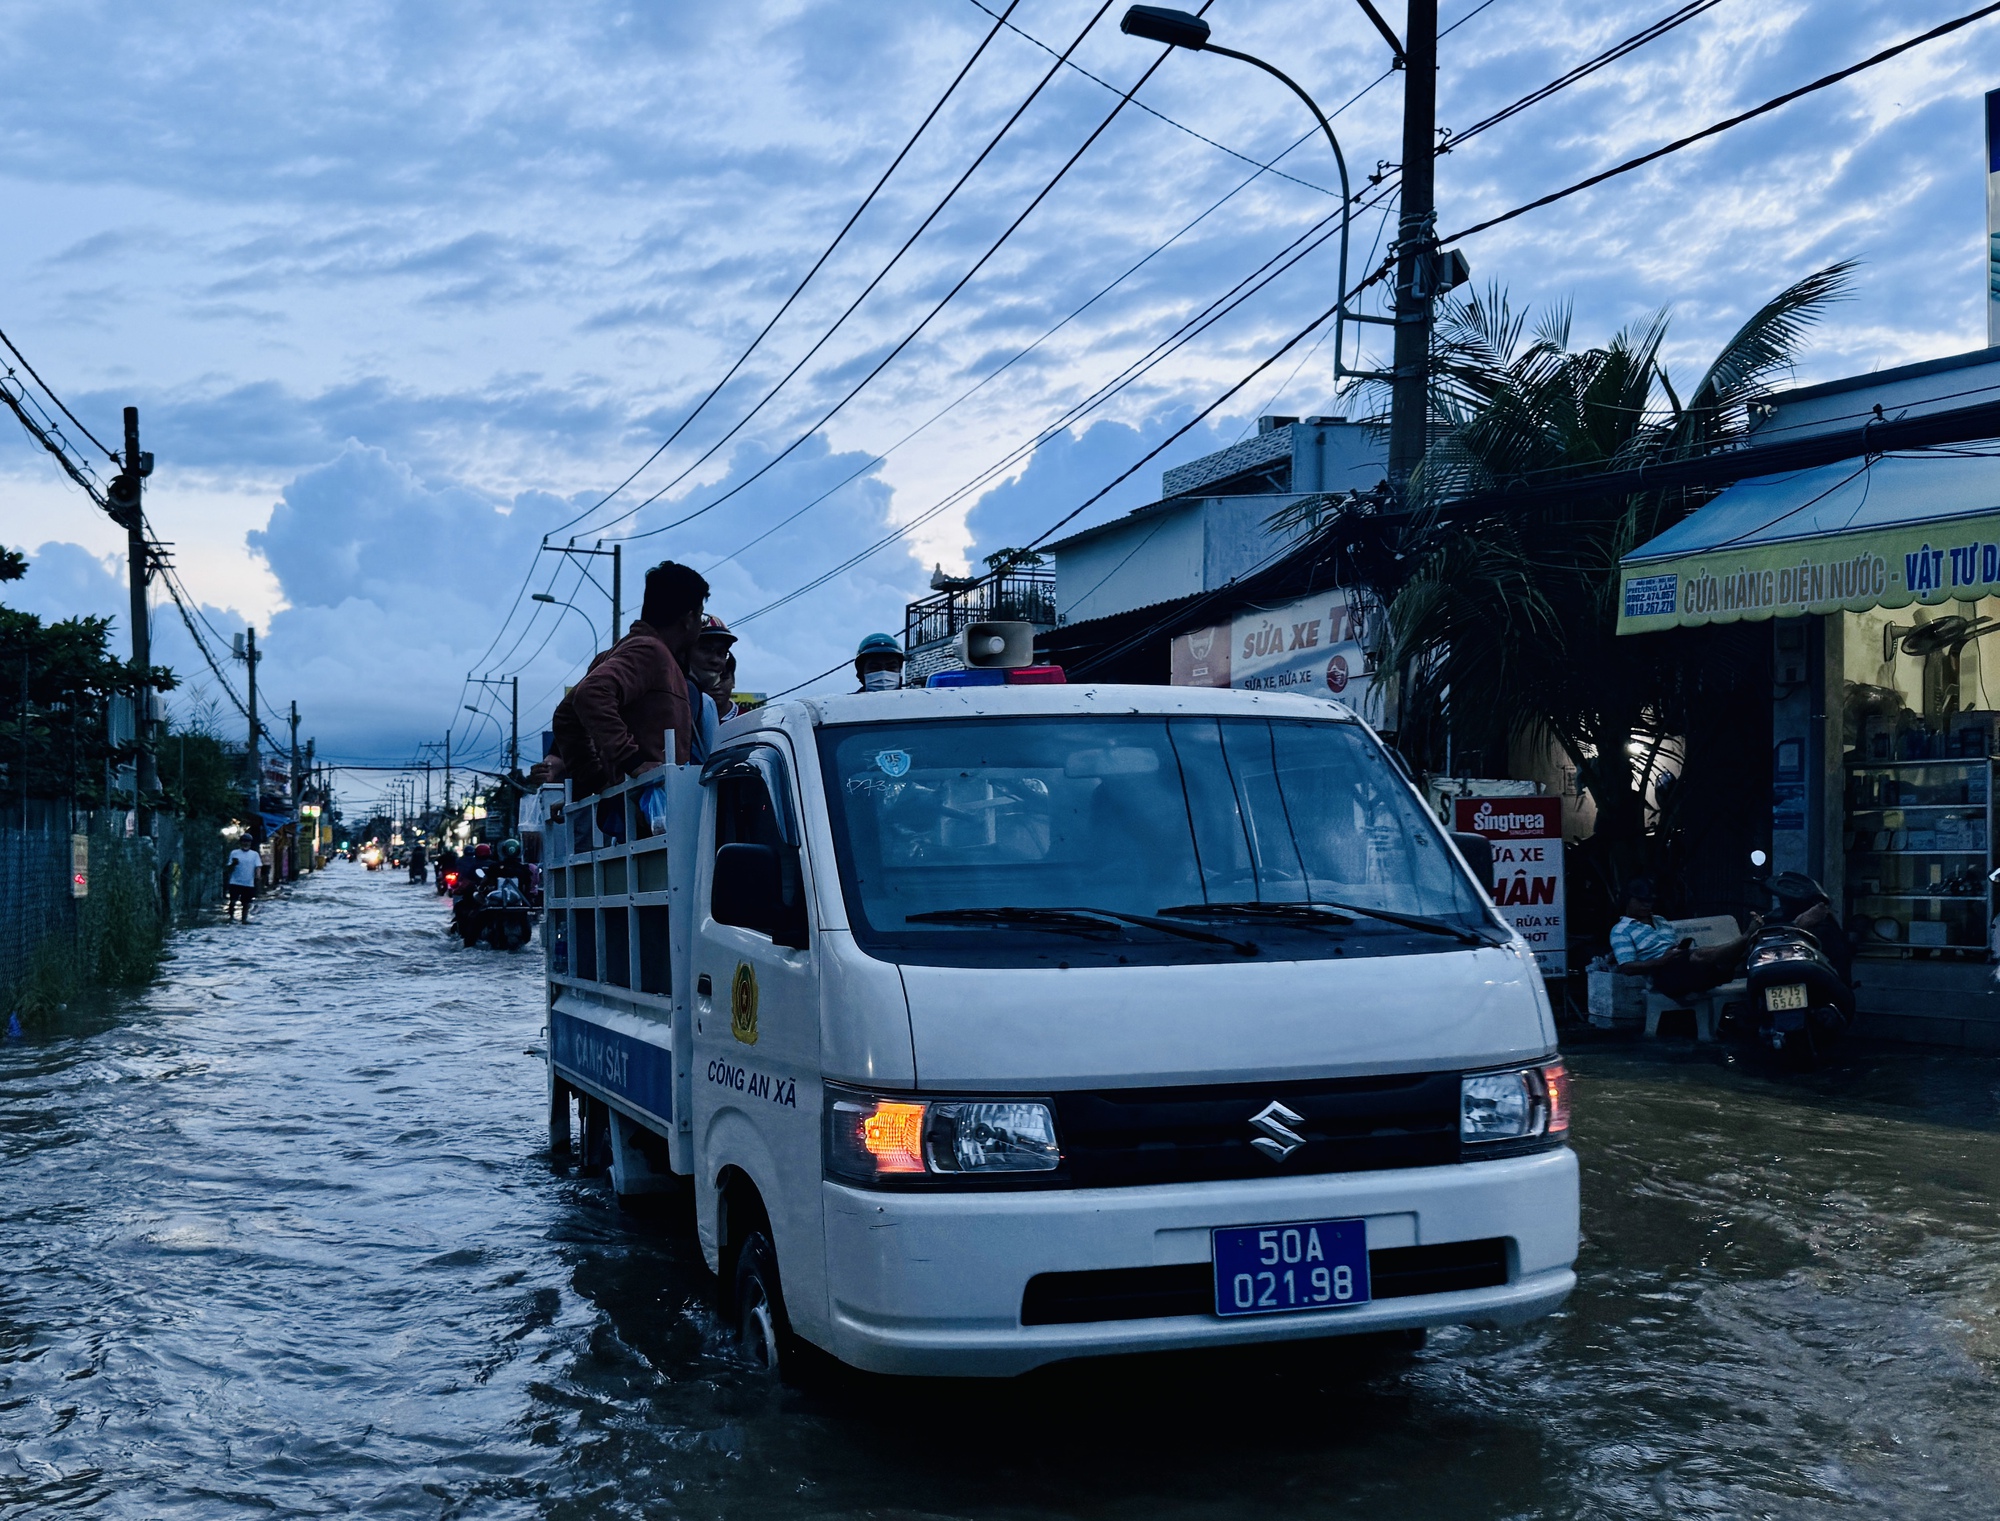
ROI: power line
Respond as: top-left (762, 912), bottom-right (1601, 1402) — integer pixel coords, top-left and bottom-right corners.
top-left (448, 0), bottom-right (1091, 716)
top-left (725, 205), bottom-right (1355, 625)
top-left (688, 135), bottom-right (1349, 571)
top-left (977, 4), bottom-right (2000, 672)
top-left (609, 10), bottom-right (1210, 550)
top-left (580, 2), bottom-right (1152, 548)
top-left (703, 0), bottom-right (1725, 619)
top-left (962, 0), bottom-right (1338, 195)
top-left (1443, 0), bottom-right (1726, 151)
top-left (666, 65), bottom-right (1415, 571)
top-left (541, 0), bottom-right (1024, 543)
top-left (570, 1), bottom-right (1126, 548)
top-left (0, 324), bottom-right (116, 461)
top-left (1445, 0), bottom-right (2000, 244)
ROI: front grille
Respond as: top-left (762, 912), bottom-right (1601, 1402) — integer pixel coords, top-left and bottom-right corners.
top-left (1020, 1239), bottom-right (1509, 1326)
top-left (1052, 1071), bottom-right (1462, 1189)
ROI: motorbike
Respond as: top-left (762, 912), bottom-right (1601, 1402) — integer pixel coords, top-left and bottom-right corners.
top-left (1741, 870), bottom-right (1857, 1065)
top-left (408, 858), bottom-right (427, 884)
top-left (452, 875), bottom-right (534, 951)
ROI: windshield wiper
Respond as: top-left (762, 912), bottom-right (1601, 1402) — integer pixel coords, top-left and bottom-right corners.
top-left (907, 906), bottom-right (1258, 956)
top-left (1158, 899), bottom-right (1502, 948)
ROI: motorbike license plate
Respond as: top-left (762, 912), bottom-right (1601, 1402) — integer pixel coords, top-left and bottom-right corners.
top-left (1212, 1218), bottom-right (1369, 1318)
top-left (1765, 983), bottom-right (1809, 1012)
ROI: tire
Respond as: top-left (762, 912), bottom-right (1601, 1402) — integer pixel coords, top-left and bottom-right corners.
top-left (730, 1228), bottom-right (795, 1377)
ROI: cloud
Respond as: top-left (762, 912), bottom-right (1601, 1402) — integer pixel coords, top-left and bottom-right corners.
top-left (959, 413), bottom-right (1242, 569)
top-left (4, 0), bottom-right (1999, 784)
top-left (7, 542), bottom-right (128, 627)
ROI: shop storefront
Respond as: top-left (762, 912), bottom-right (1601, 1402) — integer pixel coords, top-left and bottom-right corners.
top-left (1622, 444), bottom-right (2000, 1045)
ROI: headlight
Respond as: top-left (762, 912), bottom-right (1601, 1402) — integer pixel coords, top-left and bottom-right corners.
top-left (826, 1088), bottom-right (1060, 1183)
top-left (1460, 1060), bottom-right (1570, 1144)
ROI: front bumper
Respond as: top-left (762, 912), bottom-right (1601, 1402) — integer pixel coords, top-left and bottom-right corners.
top-left (820, 1145), bottom-right (1578, 1377)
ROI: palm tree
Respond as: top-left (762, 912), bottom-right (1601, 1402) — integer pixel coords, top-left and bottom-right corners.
top-left (1325, 263), bottom-right (1853, 882)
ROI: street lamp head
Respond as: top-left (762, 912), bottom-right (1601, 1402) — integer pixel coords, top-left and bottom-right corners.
top-left (464, 705), bottom-right (481, 716)
top-left (531, 592), bottom-right (556, 604)
top-left (1120, 5), bottom-right (1209, 49)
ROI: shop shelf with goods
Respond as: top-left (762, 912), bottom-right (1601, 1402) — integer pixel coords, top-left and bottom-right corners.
top-left (1844, 755), bottom-right (1993, 958)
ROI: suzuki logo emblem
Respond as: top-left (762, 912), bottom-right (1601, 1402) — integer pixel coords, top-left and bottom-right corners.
top-left (1249, 1100), bottom-right (1307, 1163)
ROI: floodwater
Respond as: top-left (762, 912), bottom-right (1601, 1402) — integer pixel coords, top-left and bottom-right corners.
top-left (3, 866), bottom-right (1998, 1520)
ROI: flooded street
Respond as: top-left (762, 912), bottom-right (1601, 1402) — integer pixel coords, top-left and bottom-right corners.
top-left (4, 864), bottom-right (1999, 1519)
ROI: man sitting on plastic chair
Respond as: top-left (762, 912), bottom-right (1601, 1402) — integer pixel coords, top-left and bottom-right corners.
top-left (1610, 877), bottom-right (1761, 1002)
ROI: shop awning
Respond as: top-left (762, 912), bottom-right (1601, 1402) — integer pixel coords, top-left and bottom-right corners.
top-left (1617, 453), bottom-right (2000, 633)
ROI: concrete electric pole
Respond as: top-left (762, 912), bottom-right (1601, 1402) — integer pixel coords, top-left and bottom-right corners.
top-left (107, 407), bottom-right (157, 832)
top-left (236, 627), bottom-right (261, 813)
top-left (1387, 0), bottom-right (1439, 489)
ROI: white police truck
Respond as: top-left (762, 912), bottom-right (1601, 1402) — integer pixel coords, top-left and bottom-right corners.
top-left (540, 678), bottom-right (1577, 1378)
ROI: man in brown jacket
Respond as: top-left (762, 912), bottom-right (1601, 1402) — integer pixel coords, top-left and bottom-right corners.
top-left (550, 560), bottom-right (708, 794)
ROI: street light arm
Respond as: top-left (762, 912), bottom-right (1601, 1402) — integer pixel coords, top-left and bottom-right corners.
top-left (530, 593), bottom-right (600, 656)
top-left (1351, 0), bottom-right (1408, 67)
top-left (1199, 43), bottom-right (1354, 382)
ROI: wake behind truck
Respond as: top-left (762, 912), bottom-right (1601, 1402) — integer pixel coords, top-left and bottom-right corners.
top-left (541, 681), bottom-right (1577, 1378)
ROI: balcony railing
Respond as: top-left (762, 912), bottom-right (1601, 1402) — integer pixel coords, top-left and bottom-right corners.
top-left (904, 571), bottom-right (1056, 651)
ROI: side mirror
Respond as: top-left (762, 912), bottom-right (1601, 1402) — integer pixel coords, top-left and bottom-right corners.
top-left (712, 842), bottom-right (809, 949)
top-left (1451, 831), bottom-right (1496, 894)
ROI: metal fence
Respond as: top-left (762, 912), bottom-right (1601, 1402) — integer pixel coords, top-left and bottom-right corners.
top-left (0, 805), bottom-right (232, 1007)
top-left (0, 802), bottom-right (78, 1004)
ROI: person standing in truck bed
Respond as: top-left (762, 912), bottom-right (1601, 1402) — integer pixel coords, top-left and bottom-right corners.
top-left (550, 561), bottom-right (708, 794)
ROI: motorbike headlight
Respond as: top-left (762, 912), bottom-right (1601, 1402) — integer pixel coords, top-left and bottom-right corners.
top-left (826, 1088), bottom-right (1060, 1184)
top-left (1461, 1060), bottom-right (1570, 1145)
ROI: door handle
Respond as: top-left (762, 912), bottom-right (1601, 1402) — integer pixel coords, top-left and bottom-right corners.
top-left (697, 974), bottom-right (712, 996)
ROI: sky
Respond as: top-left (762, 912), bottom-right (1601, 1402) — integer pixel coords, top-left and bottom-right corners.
top-left (2, 0), bottom-right (1998, 811)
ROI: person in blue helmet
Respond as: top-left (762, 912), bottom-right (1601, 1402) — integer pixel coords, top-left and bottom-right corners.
top-left (854, 632), bottom-right (905, 692)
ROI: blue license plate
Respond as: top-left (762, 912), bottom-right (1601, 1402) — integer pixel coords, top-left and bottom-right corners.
top-left (1212, 1217), bottom-right (1370, 1317)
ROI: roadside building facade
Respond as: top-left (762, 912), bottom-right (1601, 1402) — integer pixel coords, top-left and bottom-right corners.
top-left (1038, 416), bottom-right (1388, 702)
top-left (1622, 344), bottom-right (2000, 1047)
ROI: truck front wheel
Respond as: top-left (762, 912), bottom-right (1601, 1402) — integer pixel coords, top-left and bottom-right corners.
top-left (730, 1228), bottom-right (792, 1375)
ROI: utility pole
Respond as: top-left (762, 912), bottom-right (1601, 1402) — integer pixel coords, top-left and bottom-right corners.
top-left (443, 730), bottom-right (452, 826)
top-left (612, 542), bottom-right (622, 644)
top-left (109, 407), bottom-right (157, 833)
top-left (237, 627), bottom-right (261, 812)
top-left (304, 737), bottom-right (316, 867)
top-left (1388, 0), bottom-right (1439, 489)
top-left (288, 701), bottom-right (302, 873)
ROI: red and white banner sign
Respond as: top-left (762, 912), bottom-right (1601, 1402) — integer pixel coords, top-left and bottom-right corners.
top-left (1455, 797), bottom-right (1566, 973)
top-left (1169, 589), bottom-right (1377, 720)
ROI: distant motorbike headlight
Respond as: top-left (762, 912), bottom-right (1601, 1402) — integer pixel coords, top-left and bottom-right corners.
top-left (1461, 1060), bottom-right (1569, 1145)
top-left (826, 1087), bottom-right (1060, 1183)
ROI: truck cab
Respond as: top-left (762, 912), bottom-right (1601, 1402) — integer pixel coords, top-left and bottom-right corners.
top-left (543, 683), bottom-right (1577, 1378)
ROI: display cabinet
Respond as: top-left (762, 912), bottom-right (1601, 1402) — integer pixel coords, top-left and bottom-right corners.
top-left (1844, 758), bottom-right (1993, 958)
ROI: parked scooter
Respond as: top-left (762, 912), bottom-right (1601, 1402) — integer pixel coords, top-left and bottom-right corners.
top-left (1741, 868), bottom-right (1856, 1065)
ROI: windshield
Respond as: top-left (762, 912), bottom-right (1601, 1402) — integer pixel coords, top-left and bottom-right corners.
top-left (817, 715), bottom-right (1493, 967)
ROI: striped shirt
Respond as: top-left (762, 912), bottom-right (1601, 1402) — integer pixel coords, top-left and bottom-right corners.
top-left (1610, 914), bottom-right (1678, 966)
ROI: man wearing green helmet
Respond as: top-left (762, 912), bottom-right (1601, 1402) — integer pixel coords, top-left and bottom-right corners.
top-left (854, 632), bottom-right (905, 693)
top-left (492, 836), bottom-right (533, 893)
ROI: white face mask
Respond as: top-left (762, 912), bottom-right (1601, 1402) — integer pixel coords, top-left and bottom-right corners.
top-left (862, 669), bottom-right (902, 692)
